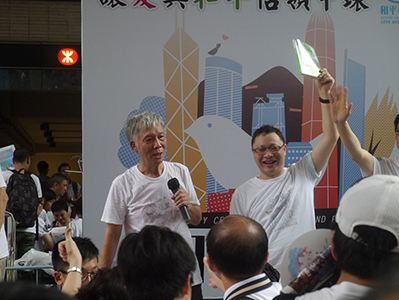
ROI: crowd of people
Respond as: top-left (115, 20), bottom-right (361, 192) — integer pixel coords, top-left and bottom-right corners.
top-left (0, 152), bottom-right (83, 264)
top-left (0, 68), bottom-right (398, 300)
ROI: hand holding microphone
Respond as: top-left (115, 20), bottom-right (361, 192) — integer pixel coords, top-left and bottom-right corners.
top-left (167, 178), bottom-right (191, 221)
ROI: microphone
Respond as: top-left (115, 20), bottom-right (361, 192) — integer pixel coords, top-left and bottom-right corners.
top-left (167, 178), bottom-right (191, 221)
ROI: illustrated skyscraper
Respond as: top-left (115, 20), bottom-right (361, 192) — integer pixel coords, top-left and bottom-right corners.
top-left (302, 12), bottom-right (338, 209)
top-left (163, 14), bottom-right (206, 210)
top-left (203, 56), bottom-right (242, 196)
top-left (339, 49), bottom-right (365, 199)
top-left (252, 93), bottom-right (286, 140)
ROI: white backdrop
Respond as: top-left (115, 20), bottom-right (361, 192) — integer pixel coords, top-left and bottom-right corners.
top-left (82, 0), bottom-right (399, 296)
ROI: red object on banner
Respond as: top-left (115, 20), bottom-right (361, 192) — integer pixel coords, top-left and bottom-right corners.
top-left (58, 48), bottom-right (78, 66)
top-left (207, 189), bottom-right (235, 213)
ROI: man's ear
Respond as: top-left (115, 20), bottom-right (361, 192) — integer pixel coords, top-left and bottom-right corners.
top-left (130, 140), bottom-right (138, 153)
top-left (53, 271), bottom-right (66, 286)
top-left (181, 273), bottom-right (192, 297)
top-left (331, 231), bottom-right (338, 261)
top-left (206, 256), bottom-right (218, 273)
top-left (264, 251), bottom-right (269, 264)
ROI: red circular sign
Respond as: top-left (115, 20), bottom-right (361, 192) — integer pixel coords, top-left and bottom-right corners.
top-left (58, 48), bottom-right (78, 66)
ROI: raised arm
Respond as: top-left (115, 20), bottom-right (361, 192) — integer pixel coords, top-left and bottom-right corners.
top-left (99, 223), bottom-right (122, 269)
top-left (59, 228), bottom-right (82, 297)
top-left (311, 68), bottom-right (339, 174)
top-left (330, 85), bottom-right (374, 176)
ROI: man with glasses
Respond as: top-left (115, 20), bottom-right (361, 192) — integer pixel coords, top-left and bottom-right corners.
top-left (330, 87), bottom-right (399, 176)
top-left (52, 234), bottom-right (99, 292)
top-left (230, 68), bottom-right (339, 272)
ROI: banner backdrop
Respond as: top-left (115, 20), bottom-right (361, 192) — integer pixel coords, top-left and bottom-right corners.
top-left (83, 0), bottom-right (399, 296)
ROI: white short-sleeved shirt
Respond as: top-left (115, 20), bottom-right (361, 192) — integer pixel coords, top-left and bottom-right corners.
top-left (366, 156), bottom-right (399, 176)
top-left (68, 218), bottom-right (82, 237)
top-left (292, 281), bottom-right (371, 300)
top-left (230, 153), bottom-right (323, 272)
top-left (101, 161), bottom-right (202, 285)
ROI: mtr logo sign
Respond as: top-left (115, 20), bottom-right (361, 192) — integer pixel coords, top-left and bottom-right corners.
top-left (58, 48), bottom-right (78, 66)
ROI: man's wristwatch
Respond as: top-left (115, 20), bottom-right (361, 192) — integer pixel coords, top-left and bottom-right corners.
top-left (319, 97), bottom-right (330, 104)
top-left (67, 267), bottom-right (83, 275)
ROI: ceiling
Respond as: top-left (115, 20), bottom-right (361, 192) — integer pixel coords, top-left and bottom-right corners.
top-left (0, 90), bottom-right (82, 154)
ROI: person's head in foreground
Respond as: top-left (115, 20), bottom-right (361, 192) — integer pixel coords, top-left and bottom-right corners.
top-left (75, 267), bottom-right (129, 300)
top-left (52, 236), bottom-right (99, 288)
top-left (332, 174), bottom-right (399, 284)
top-left (117, 225), bottom-right (196, 300)
top-left (206, 215), bottom-right (269, 280)
top-left (0, 281), bottom-right (72, 300)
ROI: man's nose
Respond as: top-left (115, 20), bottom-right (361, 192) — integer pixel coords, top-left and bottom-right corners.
top-left (154, 138), bottom-right (162, 147)
top-left (263, 150), bottom-right (273, 157)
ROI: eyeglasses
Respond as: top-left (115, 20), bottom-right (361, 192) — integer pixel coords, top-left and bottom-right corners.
top-left (252, 144), bottom-right (285, 156)
top-left (58, 270), bottom-right (97, 281)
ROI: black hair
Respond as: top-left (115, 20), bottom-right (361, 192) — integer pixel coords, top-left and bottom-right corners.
top-left (75, 267), bottom-right (129, 300)
top-left (394, 114), bottom-right (399, 132)
top-left (117, 225), bottom-right (196, 300)
top-left (206, 215), bottom-right (269, 280)
top-left (37, 160), bottom-right (49, 174)
top-left (13, 147), bottom-right (31, 163)
top-left (0, 281), bottom-right (72, 300)
top-left (42, 188), bottom-right (56, 203)
top-left (51, 199), bottom-right (69, 213)
top-left (251, 125), bottom-right (286, 147)
top-left (58, 163), bottom-right (70, 172)
top-left (333, 224), bottom-right (399, 280)
top-left (360, 260), bottom-right (399, 300)
top-left (48, 173), bottom-right (69, 187)
top-left (52, 236), bottom-right (99, 272)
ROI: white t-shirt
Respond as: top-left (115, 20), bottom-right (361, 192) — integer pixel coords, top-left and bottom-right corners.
top-left (230, 153), bottom-right (322, 272)
top-left (101, 161), bottom-right (202, 285)
top-left (368, 156), bottom-right (399, 176)
top-left (0, 172), bottom-right (8, 259)
top-left (36, 209), bottom-right (52, 252)
top-left (3, 170), bottom-right (43, 234)
top-left (224, 273), bottom-right (281, 300)
top-left (293, 281), bottom-right (372, 300)
top-left (38, 209), bottom-right (51, 237)
top-left (68, 218), bottom-right (82, 237)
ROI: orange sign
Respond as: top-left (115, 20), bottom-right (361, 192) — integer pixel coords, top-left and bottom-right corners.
top-left (58, 48), bottom-right (78, 66)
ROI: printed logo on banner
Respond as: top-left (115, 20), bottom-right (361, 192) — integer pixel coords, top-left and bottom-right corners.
top-left (380, 1), bottom-right (399, 24)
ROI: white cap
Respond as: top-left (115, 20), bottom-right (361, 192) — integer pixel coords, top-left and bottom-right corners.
top-left (336, 174), bottom-right (399, 252)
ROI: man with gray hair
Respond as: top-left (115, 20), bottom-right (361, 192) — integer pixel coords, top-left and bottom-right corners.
top-left (100, 111), bottom-right (203, 299)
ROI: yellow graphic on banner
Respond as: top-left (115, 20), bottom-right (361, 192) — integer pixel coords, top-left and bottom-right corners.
top-left (365, 88), bottom-right (397, 158)
top-left (163, 21), bottom-right (207, 211)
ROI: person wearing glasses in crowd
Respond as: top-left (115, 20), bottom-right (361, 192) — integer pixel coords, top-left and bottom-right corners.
top-left (230, 68), bottom-right (339, 272)
top-left (52, 228), bottom-right (99, 296)
top-left (330, 87), bottom-right (399, 176)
